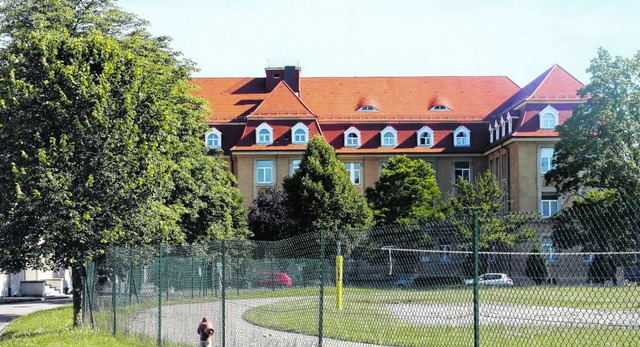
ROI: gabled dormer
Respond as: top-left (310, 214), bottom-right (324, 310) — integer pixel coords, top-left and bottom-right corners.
top-left (291, 122), bottom-right (309, 144)
top-left (255, 122), bottom-right (274, 145)
top-left (417, 126), bottom-right (435, 147)
top-left (489, 124), bottom-right (494, 143)
top-left (380, 126), bottom-right (398, 147)
top-left (539, 105), bottom-right (559, 129)
top-left (344, 126), bottom-right (361, 147)
top-left (357, 97), bottom-right (379, 112)
top-left (453, 126), bottom-right (470, 147)
top-left (205, 127), bottom-right (222, 149)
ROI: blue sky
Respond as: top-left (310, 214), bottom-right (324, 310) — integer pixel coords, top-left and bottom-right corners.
top-left (118, 0), bottom-right (639, 86)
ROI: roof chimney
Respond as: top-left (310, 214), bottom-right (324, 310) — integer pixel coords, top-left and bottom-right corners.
top-left (265, 65), bottom-right (300, 94)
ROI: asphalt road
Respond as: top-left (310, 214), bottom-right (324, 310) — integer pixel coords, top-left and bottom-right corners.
top-left (0, 298), bottom-right (72, 336)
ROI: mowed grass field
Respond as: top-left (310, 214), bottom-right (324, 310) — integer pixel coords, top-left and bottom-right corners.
top-left (242, 285), bottom-right (640, 347)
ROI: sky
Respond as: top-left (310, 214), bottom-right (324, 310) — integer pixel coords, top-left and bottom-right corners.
top-left (118, 0), bottom-right (640, 87)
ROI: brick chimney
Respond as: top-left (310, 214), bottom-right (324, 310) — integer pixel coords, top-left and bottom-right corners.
top-left (265, 65), bottom-right (300, 94)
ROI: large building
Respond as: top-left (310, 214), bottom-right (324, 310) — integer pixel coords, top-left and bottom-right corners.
top-left (192, 64), bottom-right (585, 217)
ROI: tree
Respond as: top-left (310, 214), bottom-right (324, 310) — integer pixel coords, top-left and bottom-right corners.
top-left (546, 48), bottom-right (640, 198)
top-left (525, 246), bottom-right (549, 285)
top-left (0, 0), bottom-right (247, 326)
top-left (282, 136), bottom-right (372, 249)
top-left (248, 187), bottom-right (294, 241)
top-left (366, 155), bottom-right (443, 225)
top-left (450, 171), bottom-right (536, 274)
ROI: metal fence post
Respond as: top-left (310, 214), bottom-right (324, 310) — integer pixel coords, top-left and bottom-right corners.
top-left (221, 239), bottom-right (226, 347)
top-left (158, 244), bottom-right (163, 347)
top-left (473, 212), bottom-right (480, 347)
top-left (336, 240), bottom-right (343, 311)
top-left (318, 230), bottom-right (326, 347)
top-left (112, 248), bottom-right (117, 337)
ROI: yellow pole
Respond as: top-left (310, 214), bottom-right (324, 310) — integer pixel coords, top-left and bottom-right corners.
top-left (336, 255), bottom-right (343, 311)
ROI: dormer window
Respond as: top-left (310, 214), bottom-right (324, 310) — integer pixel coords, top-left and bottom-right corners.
top-left (489, 124), bottom-right (494, 143)
top-left (344, 126), bottom-right (361, 147)
top-left (539, 105), bottom-right (559, 130)
top-left (291, 122), bottom-right (309, 144)
top-left (205, 128), bottom-right (222, 149)
top-left (453, 126), bottom-right (470, 147)
top-left (500, 117), bottom-right (506, 137)
top-left (430, 105), bottom-right (451, 111)
top-left (255, 123), bottom-right (274, 145)
top-left (494, 120), bottom-right (500, 140)
top-left (380, 126), bottom-right (397, 147)
top-left (357, 105), bottom-right (379, 112)
top-left (417, 126), bottom-right (434, 147)
top-left (506, 112), bottom-right (513, 133)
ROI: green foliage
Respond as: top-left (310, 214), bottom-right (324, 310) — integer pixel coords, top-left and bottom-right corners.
top-left (525, 246), bottom-right (549, 285)
top-left (546, 48), bottom-right (640, 198)
top-left (0, 0), bottom-right (247, 325)
top-left (552, 192), bottom-right (639, 254)
top-left (282, 136), bottom-right (372, 248)
top-left (248, 187), bottom-right (293, 241)
top-left (587, 255), bottom-right (617, 285)
top-left (450, 171), bottom-right (536, 272)
top-left (366, 155), bottom-right (443, 225)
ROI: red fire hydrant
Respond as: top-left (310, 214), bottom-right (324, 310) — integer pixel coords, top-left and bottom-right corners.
top-left (197, 317), bottom-right (215, 347)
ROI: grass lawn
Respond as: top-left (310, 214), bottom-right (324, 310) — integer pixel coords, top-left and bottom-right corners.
top-left (242, 285), bottom-right (640, 347)
top-left (0, 305), bottom-right (189, 347)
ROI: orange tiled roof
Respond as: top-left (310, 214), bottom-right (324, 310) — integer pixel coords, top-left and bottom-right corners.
top-left (249, 81), bottom-right (315, 118)
top-left (527, 65), bottom-right (585, 101)
top-left (191, 76), bottom-right (520, 123)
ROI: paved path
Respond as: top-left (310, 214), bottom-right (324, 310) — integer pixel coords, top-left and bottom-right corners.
top-left (127, 297), bottom-right (386, 347)
top-left (0, 298), bottom-right (72, 336)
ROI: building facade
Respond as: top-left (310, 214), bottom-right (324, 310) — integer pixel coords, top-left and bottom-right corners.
top-left (193, 64), bottom-right (585, 218)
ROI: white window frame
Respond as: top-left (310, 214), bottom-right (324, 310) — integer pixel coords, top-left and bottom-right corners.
top-left (500, 117), bottom-right (506, 137)
top-left (256, 123), bottom-right (274, 145)
top-left (381, 126), bottom-right (397, 147)
top-left (291, 122), bottom-right (309, 144)
top-left (344, 126), bottom-right (361, 148)
top-left (453, 126), bottom-right (470, 147)
top-left (256, 160), bottom-right (274, 184)
top-left (540, 148), bottom-right (555, 174)
top-left (205, 128), bottom-right (222, 149)
top-left (541, 237), bottom-right (560, 263)
top-left (430, 105), bottom-right (451, 111)
top-left (541, 195), bottom-right (559, 218)
top-left (489, 124), bottom-right (494, 143)
top-left (417, 125), bottom-right (434, 147)
top-left (454, 161), bottom-right (471, 183)
top-left (494, 120), bottom-right (500, 140)
top-left (581, 243), bottom-right (595, 263)
top-left (539, 105), bottom-right (559, 130)
top-left (290, 159), bottom-right (301, 175)
top-left (345, 162), bottom-right (361, 185)
top-left (507, 112), bottom-right (513, 133)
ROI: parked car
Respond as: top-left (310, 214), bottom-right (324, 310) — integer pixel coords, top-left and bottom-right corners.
top-left (465, 273), bottom-right (513, 286)
top-left (255, 272), bottom-right (292, 288)
top-left (624, 266), bottom-right (640, 284)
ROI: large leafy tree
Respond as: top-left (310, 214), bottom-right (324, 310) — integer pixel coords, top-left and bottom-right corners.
top-left (248, 187), bottom-right (294, 241)
top-left (0, 0), bottom-right (246, 326)
top-left (546, 48), bottom-right (640, 198)
top-left (450, 171), bottom-right (536, 274)
top-left (282, 136), bottom-right (372, 250)
top-left (366, 155), bottom-right (443, 225)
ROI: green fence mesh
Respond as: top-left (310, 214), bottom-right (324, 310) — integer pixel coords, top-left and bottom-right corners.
top-left (85, 200), bottom-right (640, 346)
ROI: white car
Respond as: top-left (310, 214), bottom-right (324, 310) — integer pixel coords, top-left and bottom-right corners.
top-left (465, 273), bottom-right (513, 286)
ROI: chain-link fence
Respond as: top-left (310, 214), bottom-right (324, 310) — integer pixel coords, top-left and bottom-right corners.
top-left (85, 200), bottom-right (640, 346)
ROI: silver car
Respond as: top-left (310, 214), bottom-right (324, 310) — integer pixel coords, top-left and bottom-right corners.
top-left (465, 273), bottom-right (514, 286)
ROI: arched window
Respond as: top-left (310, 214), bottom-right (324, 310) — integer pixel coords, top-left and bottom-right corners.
top-left (344, 126), bottom-right (361, 147)
top-left (453, 126), bottom-right (470, 147)
top-left (291, 122), bottom-right (309, 144)
top-left (205, 128), bottom-right (222, 149)
top-left (255, 123), bottom-right (273, 144)
top-left (380, 126), bottom-right (397, 147)
top-left (539, 105), bottom-right (559, 130)
top-left (417, 126), bottom-right (434, 147)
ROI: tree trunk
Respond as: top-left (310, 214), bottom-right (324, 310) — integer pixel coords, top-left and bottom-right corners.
top-left (71, 263), bottom-right (85, 327)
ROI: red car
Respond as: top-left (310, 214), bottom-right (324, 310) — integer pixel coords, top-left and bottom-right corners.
top-left (256, 272), bottom-right (292, 287)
